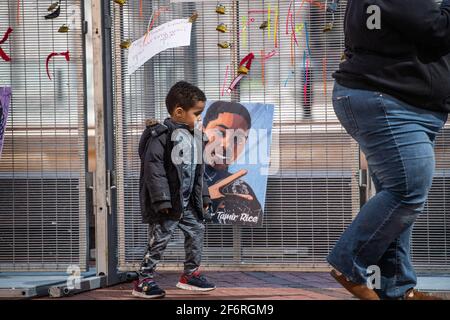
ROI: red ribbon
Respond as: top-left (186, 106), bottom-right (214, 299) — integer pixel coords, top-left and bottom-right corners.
top-left (0, 27), bottom-right (13, 62)
top-left (239, 52), bottom-right (255, 69)
top-left (46, 51), bottom-right (70, 80)
top-left (286, 1), bottom-right (299, 47)
top-left (303, 53), bottom-right (310, 106)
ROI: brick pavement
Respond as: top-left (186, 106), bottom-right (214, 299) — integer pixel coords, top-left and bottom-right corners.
top-left (42, 272), bottom-right (356, 300)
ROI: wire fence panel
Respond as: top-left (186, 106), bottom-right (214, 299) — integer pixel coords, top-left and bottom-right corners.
top-left (0, 0), bottom-right (87, 272)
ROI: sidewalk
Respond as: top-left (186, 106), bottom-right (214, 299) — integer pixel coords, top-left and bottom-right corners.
top-left (43, 272), bottom-right (356, 300)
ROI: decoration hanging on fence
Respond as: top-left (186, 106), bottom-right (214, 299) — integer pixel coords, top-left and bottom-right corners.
top-left (189, 11), bottom-right (199, 23)
top-left (240, 16), bottom-right (255, 48)
top-left (238, 53), bottom-right (255, 75)
top-left (247, 8), bottom-right (273, 38)
top-left (284, 70), bottom-right (295, 87)
top-left (286, 0), bottom-right (298, 47)
top-left (218, 41), bottom-right (231, 49)
top-left (45, 2), bottom-right (61, 20)
top-left (227, 53), bottom-right (255, 93)
top-left (216, 23), bottom-right (227, 33)
top-left (143, 6), bottom-right (170, 44)
top-left (290, 32), bottom-right (295, 66)
top-left (273, 6), bottom-right (279, 48)
top-left (48, 1), bottom-right (60, 12)
top-left (261, 49), bottom-right (277, 61)
top-left (0, 87), bottom-right (12, 159)
top-left (259, 21), bottom-right (268, 30)
top-left (322, 58), bottom-right (328, 98)
top-left (216, 3), bottom-right (228, 50)
top-left (227, 73), bottom-right (245, 94)
top-left (58, 25), bottom-right (69, 33)
top-left (113, 0), bottom-right (127, 6)
top-left (261, 50), bottom-right (266, 85)
top-left (216, 4), bottom-right (226, 15)
top-left (259, 49), bottom-right (277, 86)
top-left (304, 22), bottom-right (311, 56)
top-left (46, 51), bottom-right (70, 80)
top-left (323, 23), bottom-right (333, 33)
top-left (221, 65), bottom-right (230, 96)
top-left (16, 0), bottom-right (22, 25)
top-left (303, 51), bottom-right (310, 106)
top-left (0, 27), bottom-right (13, 62)
top-left (327, 0), bottom-right (341, 14)
top-left (323, 0), bottom-right (341, 32)
top-left (121, 39), bottom-right (132, 49)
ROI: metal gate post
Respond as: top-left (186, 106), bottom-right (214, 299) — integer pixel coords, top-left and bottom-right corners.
top-left (91, 0), bottom-right (123, 286)
top-left (91, 0), bottom-right (108, 280)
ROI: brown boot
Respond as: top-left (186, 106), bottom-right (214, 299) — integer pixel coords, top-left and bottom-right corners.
top-left (404, 289), bottom-right (443, 300)
top-left (330, 269), bottom-right (380, 300)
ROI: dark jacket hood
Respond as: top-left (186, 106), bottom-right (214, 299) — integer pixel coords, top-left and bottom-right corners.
top-left (138, 119), bottom-right (168, 161)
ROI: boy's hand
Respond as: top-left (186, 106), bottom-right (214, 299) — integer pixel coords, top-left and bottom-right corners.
top-left (155, 201), bottom-right (172, 215)
top-left (159, 208), bottom-right (170, 215)
top-left (209, 169), bottom-right (248, 200)
top-left (203, 204), bottom-right (213, 222)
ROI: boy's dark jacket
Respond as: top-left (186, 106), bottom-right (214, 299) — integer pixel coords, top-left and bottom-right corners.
top-left (334, 0), bottom-right (450, 113)
top-left (139, 118), bottom-right (211, 224)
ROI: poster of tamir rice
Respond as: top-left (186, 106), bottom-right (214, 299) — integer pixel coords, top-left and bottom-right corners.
top-left (202, 101), bottom-right (275, 227)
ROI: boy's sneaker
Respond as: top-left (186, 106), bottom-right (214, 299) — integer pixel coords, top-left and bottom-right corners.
top-left (176, 271), bottom-right (216, 292)
top-left (132, 278), bottom-right (166, 299)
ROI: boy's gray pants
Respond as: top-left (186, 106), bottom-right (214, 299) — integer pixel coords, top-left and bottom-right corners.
top-left (139, 206), bottom-right (205, 278)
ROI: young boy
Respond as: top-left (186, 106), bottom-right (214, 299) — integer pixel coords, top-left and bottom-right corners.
top-left (133, 81), bottom-right (216, 299)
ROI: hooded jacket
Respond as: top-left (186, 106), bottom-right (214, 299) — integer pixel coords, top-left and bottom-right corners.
top-left (138, 118), bottom-right (211, 224)
top-left (334, 0), bottom-right (450, 113)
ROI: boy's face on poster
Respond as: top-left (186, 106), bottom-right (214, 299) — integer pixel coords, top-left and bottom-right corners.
top-left (204, 112), bottom-right (250, 171)
top-left (173, 100), bottom-right (205, 129)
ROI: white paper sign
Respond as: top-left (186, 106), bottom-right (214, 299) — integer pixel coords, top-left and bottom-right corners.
top-left (127, 19), bottom-right (192, 75)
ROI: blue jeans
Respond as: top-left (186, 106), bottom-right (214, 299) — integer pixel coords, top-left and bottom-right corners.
top-left (327, 82), bottom-right (448, 299)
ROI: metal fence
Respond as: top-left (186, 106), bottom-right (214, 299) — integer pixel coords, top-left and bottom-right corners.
top-left (0, 0), bottom-right (88, 272)
top-left (110, 0), bottom-right (450, 272)
top-left (0, 0), bottom-right (448, 274)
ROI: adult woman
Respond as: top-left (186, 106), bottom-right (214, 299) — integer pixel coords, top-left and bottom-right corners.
top-left (328, 0), bottom-right (450, 300)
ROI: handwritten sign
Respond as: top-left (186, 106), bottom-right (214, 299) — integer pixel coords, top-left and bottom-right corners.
top-left (127, 19), bottom-right (192, 75)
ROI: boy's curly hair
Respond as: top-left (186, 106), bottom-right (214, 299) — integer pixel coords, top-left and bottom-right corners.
top-left (165, 81), bottom-right (206, 115)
